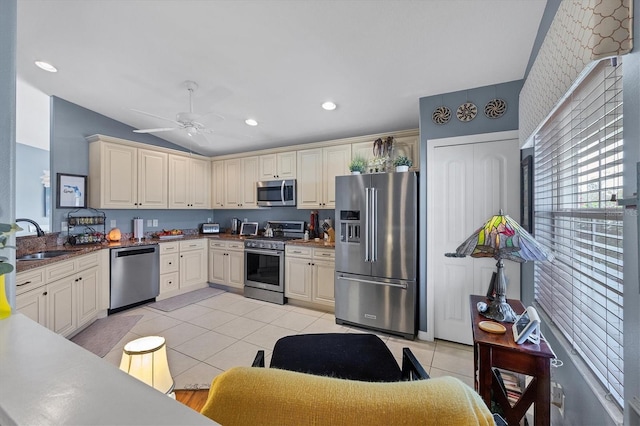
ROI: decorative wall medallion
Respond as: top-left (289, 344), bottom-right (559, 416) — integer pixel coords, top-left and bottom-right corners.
top-left (432, 106), bottom-right (451, 125)
top-left (456, 102), bottom-right (477, 122)
top-left (484, 98), bottom-right (507, 119)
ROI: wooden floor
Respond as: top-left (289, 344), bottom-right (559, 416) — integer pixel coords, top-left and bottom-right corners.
top-left (175, 389), bottom-right (210, 413)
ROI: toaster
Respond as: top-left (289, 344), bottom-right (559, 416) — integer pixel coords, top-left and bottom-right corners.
top-left (200, 223), bottom-right (220, 234)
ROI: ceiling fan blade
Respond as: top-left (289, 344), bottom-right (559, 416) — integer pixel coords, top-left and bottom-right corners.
top-left (133, 127), bottom-right (177, 134)
top-left (131, 108), bottom-right (181, 126)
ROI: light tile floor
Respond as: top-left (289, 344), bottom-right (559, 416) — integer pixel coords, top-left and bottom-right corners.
top-left (102, 291), bottom-right (475, 390)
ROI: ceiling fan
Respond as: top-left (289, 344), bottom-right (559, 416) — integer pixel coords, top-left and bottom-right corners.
top-left (132, 80), bottom-right (224, 137)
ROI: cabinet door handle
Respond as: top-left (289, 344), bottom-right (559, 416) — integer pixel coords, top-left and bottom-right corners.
top-left (17, 281), bottom-right (31, 287)
top-left (168, 262), bottom-right (172, 265)
top-left (78, 277), bottom-right (83, 280)
top-left (168, 281), bottom-right (172, 284)
top-left (43, 291), bottom-right (47, 296)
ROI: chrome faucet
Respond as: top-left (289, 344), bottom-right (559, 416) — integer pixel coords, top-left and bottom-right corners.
top-left (15, 218), bottom-right (45, 237)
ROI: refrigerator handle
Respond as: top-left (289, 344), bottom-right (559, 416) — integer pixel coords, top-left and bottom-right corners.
top-left (372, 188), bottom-right (377, 262)
top-left (337, 275), bottom-right (407, 289)
top-left (365, 187), bottom-right (370, 262)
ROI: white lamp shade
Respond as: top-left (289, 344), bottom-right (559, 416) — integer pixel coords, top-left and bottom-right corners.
top-left (119, 336), bottom-right (174, 394)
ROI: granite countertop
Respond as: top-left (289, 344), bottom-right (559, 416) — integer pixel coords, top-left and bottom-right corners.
top-left (15, 233), bottom-right (247, 273)
top-left (15, 233), bottom-right (333, 273)
top-left (287, 239), bottom-right (335, 249)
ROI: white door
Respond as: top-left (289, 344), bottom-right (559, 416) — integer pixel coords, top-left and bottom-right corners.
top-left (429, 133), bottom-right (520, 344)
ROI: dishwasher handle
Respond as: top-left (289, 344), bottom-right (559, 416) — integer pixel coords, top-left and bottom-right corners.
top-left (114, 247), bottom-right (157, 257)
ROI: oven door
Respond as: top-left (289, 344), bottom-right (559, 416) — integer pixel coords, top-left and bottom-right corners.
top-left (244, 248), bottom-right (285, 292)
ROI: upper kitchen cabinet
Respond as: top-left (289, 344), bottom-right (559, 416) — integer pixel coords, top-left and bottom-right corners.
top-left (351, 131), bottom-right (420, 171)
top-left (297, 145), bottom-right (351, 209)
top-left (258, 151), bottom-right (297, 180)
top-left (88, 140), bottom-right (168, 209)
top-left (222, 156), bottom-right (259, 209)
top-left (211, 160), bottom-right (225, 208)
top-left (168, 154), bottom-right (211, 209)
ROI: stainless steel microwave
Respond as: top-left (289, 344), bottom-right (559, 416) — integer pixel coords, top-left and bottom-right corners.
top-left (256, 179), bottom-right (296, 207)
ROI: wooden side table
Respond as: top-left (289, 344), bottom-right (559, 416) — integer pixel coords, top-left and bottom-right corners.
top-left (469, 295), bottom-right (554, 426)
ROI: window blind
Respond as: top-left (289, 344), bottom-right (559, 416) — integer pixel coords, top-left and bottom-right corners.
top-left (533, 59), bottom-right (624, 407)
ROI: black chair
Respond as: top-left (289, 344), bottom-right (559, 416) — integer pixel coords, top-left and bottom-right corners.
top-left (252, 333), bottom-right (429, 382)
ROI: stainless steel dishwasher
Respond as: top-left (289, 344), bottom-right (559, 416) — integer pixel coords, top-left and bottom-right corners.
top-left (110, 245), bottom-right (159, 312)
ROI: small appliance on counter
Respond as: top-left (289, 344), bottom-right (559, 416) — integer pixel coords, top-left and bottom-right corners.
top-left (231, 218), bottom-right (241, 235)
top-left (133, 217), bottom-right (144, 242)
top-left (200, 223), bottom-right (220, 234)
top-left (240, 222), bottom-right (259, 236)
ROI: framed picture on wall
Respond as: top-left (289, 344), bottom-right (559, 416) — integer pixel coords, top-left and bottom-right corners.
top-left (521, 156), bottom-right (533, 234)
top-left (57, 173), bottom-right (87, 208)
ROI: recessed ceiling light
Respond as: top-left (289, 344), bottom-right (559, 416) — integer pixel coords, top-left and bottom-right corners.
top-left (34, 61), bottom-right (57, 73)
top-left (322, 101), bottom-right (337, 111)
top-left (245, 119), bottom-right (258, 126)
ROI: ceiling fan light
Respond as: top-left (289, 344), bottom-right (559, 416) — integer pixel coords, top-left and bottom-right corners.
top-left (186, 126), bottom-right (197, 136)
top-left (322, 101), bottom-right (337, 111)
top-left (245, 119), bottom-right (258, 126)
top-left (34, 61), bottom-right (57, 73)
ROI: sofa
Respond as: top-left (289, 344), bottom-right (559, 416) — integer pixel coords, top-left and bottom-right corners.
top-left (199, 366), bottom-right (495, 426)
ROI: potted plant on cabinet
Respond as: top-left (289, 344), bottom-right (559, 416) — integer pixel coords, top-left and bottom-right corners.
top-left (349, 155), bottom-right (367, 175)
top-left (393, 156), bottom-right (413, 172)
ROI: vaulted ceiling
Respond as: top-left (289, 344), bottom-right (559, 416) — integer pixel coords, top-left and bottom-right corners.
top-left (17, 0), bottom-right (546, 156)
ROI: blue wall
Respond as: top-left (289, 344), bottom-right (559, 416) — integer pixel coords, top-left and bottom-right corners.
top-left (0, 0), bottom-right (17, 306)
top-left (50, 96), bottom-right (199, 233)
top-left (15, 143), bottom-right (49, 233)
top-left (50, 96), bottom-right (331, 235)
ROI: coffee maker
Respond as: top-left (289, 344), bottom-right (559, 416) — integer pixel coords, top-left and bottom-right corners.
top-left (231, 218), bottom-right (241, 235)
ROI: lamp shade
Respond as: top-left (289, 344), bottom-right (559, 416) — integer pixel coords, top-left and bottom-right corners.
top-left (447, 212), bottom-right (553, 263)
top-left (119, 336), bottom-right (174, 394)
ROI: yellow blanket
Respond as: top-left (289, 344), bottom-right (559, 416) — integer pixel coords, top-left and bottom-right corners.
top-left (200, 367), bottom-right (494, 426)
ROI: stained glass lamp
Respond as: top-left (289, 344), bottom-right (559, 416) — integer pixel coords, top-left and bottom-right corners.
top-left (445, 210), bottom-right (553, 322)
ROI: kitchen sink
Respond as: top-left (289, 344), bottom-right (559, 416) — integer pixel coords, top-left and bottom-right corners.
top-left (17, 250), bottom-right (77, 261)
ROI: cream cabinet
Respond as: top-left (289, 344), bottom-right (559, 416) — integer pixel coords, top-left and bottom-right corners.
top-left (158, 239), bottom-right (208, 299)
top-left (211, 160), bottom-right (226, 208)
top-left (259, 152), bottom-right (297, 180)
top-left (15, 286), bottom-right (47, 327)
top-left (241, 156), bottom-right (259, 208)
top-left (88, 141), bottom-right (168, 209)
top-left (285, 246), bottom-right (335, 307)
top-left (351, 133), bottom-right (419, 172)
top-left (179, 239), bottom-right (208, 288)
top-left (208, 240), bottom-right (245, 289)
top-left (168, 155), bottom-right (211, 209)
top-left (297, 145), bottom-right (351, 209)
top-left (159, 242), bottom-right (180, 295)
top-left (15, 252), bottom-right (102, 337)
top-left (222, 156), bottom-right (259, 209)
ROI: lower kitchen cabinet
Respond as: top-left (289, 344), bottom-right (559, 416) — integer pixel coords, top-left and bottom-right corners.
top-left (15, 286), bottom-right (47, 326)
top-left (76, 266), bottom-right (100, 328)
top-left (208, 240), bottom-right (244, 289)
top-left (158, 239), bottom-right (208, 299)
top-left (47, 277), bottom-right (76, 336)
top-left (285, 246), bottom-right (335, 307)
top-left (15, 252), bottom-right (103, 338)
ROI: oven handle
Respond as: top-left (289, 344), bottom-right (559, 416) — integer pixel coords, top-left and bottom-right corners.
top-left (245, 248), bottom-right (284, 257)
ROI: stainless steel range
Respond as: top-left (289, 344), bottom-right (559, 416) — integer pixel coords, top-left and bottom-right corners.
top-left (244, 220), bottom-right (305, 304)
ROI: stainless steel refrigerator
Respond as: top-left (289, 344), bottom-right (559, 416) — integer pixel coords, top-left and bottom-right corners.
top-left (334, 171), bottom-right (418, 339)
